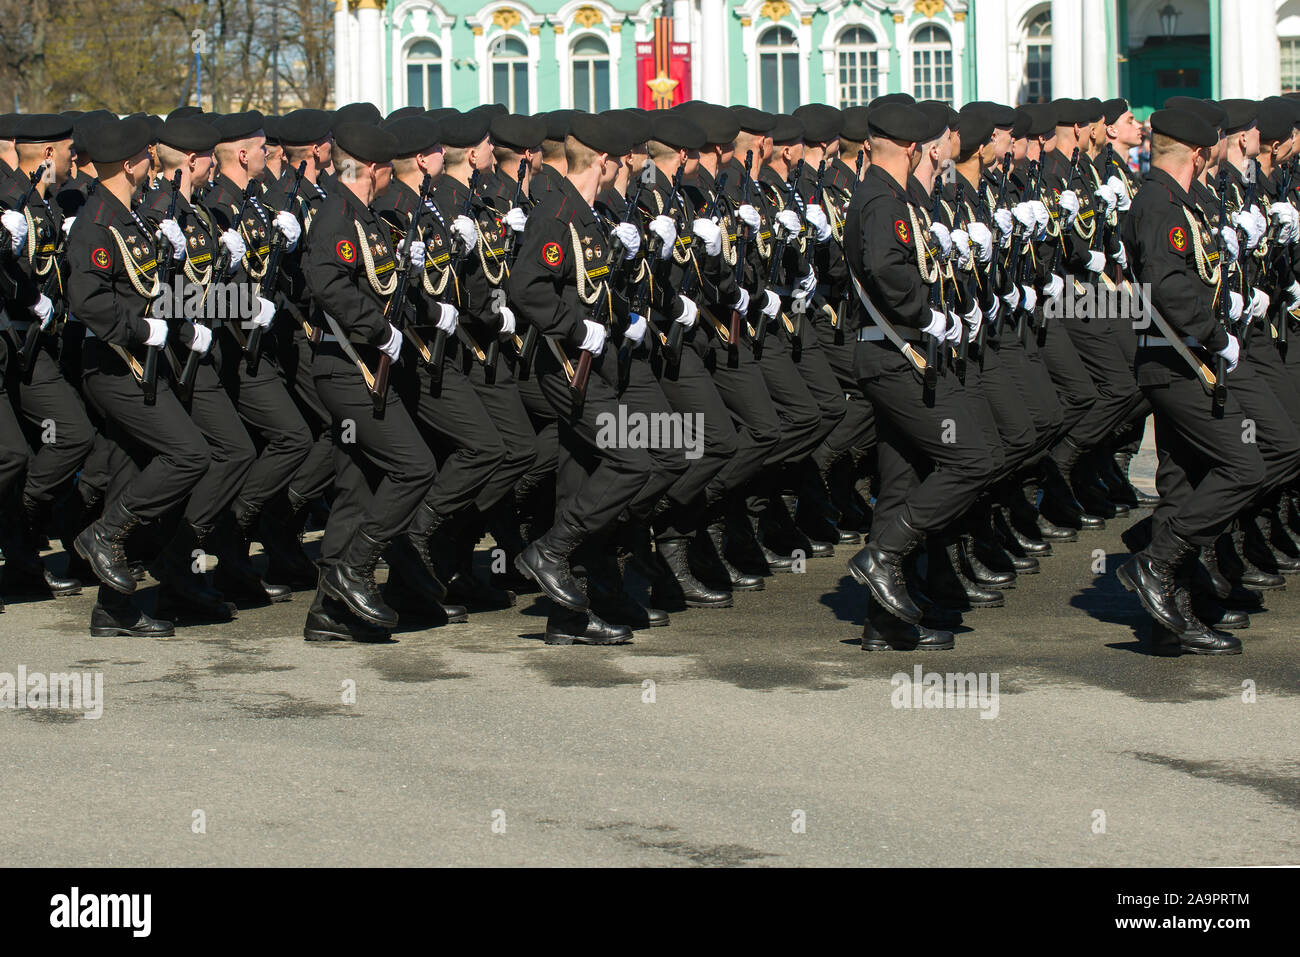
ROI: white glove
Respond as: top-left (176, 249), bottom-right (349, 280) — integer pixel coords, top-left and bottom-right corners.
top-left (775, 209), bottom-right (802, 236)
top-left (624, 312), bottom-right (647, 346)
top-left (144, 317), bottom-right (168, 347)
top-left (61, 216), bottom-right (75, 237)
top-left (796, 269), bottom-right (817, 298)
top-left (613, 221), bottom-right (641, 260)
top-left (187, 323), bottom-right (212, 355)
top-left (1251, 206), bottom-right (1267, 243)
top-left (1030, 200), bottom-right (1050, 237)
top-left (692, 218), bottom-right (722, 257)
top-left (30, 294), bottom-right (53, 328)
top-left (1249, 288), bottom-right (1270, 320)
top-left (1218, 227), bottom-right (1239, 265)
top-left (220, 229), bottom-right (246, 268)
top-left (950, 228), bottom-right (972, 269)
top-left (1, 210), bottom-right (27, 254)
top-left (1021, 285), bottom-right (1038, 312)
top-left (1086, 250), bottom-right (1106, 273)
top-left (1011, 203), bottom-right (1036, 231)
top-left (994, 208), bottom-right (1014, 244)
top-left (805, 204), bottom-right (832, 242)
top-left (674, 296), bottom-right (698, 328)
top-left (452, 214), bottom-right (478, 250)
top-left (1094, 184), bottom-right (1118, 216)
top-left (963, 303), bottom-right (982, 341)
top-left (1231, 209), bottom-right (1263, 250)
top-left (156, 218), bottom-right (185, 260)
top-left (1286, 281), bottom-right (1300, 310)
top-left (407, 239), bottom-right (426, 270)
top-left (649, 214), bottom-right (676, 258)
top-left (761, 289), bottom-right (781, 318)
top-left (967, 222), bottom-right (993, 263)
top-left (1107, 176), bottom-right (1132, 211)
top-left (1043, 274), bottom-right (1064, 302)
top-left (1058, 190), bottom-right (1080, 226)
top-left (1000, 285), bottom-right (1020, 312)
top-left (505, 207), bottom-right (527, 233)
top-left (497, 304), bottom-right (516, 337)
top-left (928, 222), bottom-right (952, 257)
top-left (943, 311), bottom-right (963, 343)
top-left (252, 296), bottom-right (275, 328)
top-left (1269, 202), bottom-right (1299, 245)
top-left (436, 302), bottom-right (458, 336)
top-left (736, 204), bottom-right (761, 231)
top-left (580, 318), bottom-right (607, 355)
top-left (922, 308), bottom-right (948, 339)
top-left (380, 324), bottom-right (402, 362)
top-left (1114, 242), bottom-right (1128, 271)
top-left (1228, 290), bottom-right (1244, 322)
top-left (733, 288), bottom-right (750, 314)
top-left (273, 210), bottom-right (301, 251)
top-left (1217, 334), bottom-right (1240, 374)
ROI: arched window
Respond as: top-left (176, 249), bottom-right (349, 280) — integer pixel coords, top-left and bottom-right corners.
top-left (571, 35), bottom-right (611, 112)
top-left (837, 26), bottom-right (880, 107)
top-left (491, 35), bottom-right (530, 112)
top-left (758, 26), bottom-right (800, 114)
top-left (1024, 10), bottom-right (1052, 104)
top-left (1282, 37), bottom-right (1300, 92)
top-left (406, 39), bottom-right (443, 109)
top-left (911, 24), bottom-right (953, 104)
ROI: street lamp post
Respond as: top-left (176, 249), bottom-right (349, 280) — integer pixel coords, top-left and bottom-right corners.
top-left (1159, 4), bottom-right (1180, 40)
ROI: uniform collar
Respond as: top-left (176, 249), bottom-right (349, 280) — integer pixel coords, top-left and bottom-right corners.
top-left (1144, 166), bottom-right (1197, 208)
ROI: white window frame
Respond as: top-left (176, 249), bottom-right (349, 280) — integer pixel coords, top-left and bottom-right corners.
top-left (1023, 8), bottom-right (1052, 105)
top-left (836, 26), bottom-right (880, 107)
top-left (567, 33), bottom-right (613, 112)
top-left (757, 25), bottom-right (802, 114)
top-left (909, 23), bottom-right (954, 105)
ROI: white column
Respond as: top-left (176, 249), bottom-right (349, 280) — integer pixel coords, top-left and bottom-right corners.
top-left (1050, 0), bottom-right (1083, 99)
top-left (356, 0), bottom-right (383, 109)
top-left (333, 0), bottom-right (351, 107)
top-left (1237, 0), bottom-right (1280, 98)
top-left (1080, 0), bottom-right (1111, 98)
top-left (699, 0), bottom-right (728, 104)
top-left (974, 0), bottom-right (1009, 104)
top-left (1219, 0), bottom-right (1244, 98)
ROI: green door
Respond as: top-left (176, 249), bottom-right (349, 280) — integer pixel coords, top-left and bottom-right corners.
top-left (1123, 37), bottom-right (1212, 117)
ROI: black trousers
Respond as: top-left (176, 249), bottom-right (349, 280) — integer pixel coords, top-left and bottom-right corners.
top-left (278, 331), bottom-right (337, 502)
top-left (753, 325), bottom-right (823, 468)
top-left (813, 317), bottom-right (877, 470)
top-left (0, 386), bottom-right (28, 505)
top-left (650, 332), bottom-right (736, 511)
top-left (182, 353), bottom-right (256, 529)
top-left (700, 334), bottom-right (780, 504)
top-left (1057, 304), bottom-right (1145, 449)
top-left (312, 346), bottom-right (438, 563)
top-left (968, 339), bottom-right (1038, 482)
top-left (12, 338), bottom-right (95, 506)
top-left (787, 314), bottom-right (846, 447)
top-left (462, 340), bottom-right (540, 512)
top-left (80, 339), bottom-right (210, 522)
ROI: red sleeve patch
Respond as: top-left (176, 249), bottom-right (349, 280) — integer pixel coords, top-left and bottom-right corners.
top-left (336, 239), bottom-right (357, 263)
top-left (1169, 226), bottom-right (1188, 252)
top-left (90, 247), bottom-right (111, 270)
top-left (542, 241), bottom-right (563, 268)
top-left (894, 219), bottom-right (911, 246)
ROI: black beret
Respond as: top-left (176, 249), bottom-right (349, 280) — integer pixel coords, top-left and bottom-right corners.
top-left (545, 109), bottom-right (577, 141)
top-left (769, 113), bottom-right (804, 144)
top-left (1258, 96), bottom-right (1299, 143)
top-left (868, 102), bottom-right (933, 143)
top-left (840, 105), bottom-right (871, 142)
top-left (1084, 97), bottom-right (1104, 123)
top-left (672, 102), bottom-right (739, 145)
top-left (425, 107), bottom-right (459, 125)
top-left (870, 93), bottom-right (916, 108)
top-left (262, 115), bottom-right (281, 146)
top-left (386, 106), bottom-right (424, 122)
top-left (468, 103), bottom-right (508, 119)
top-left (278, 109), bottom-right (334, 146)
top-left (440, 111), bottom-right (491, 149)
top-left (602, 109), bottom-right (654, 147)
top-left (569, 112), bottom-right (625, 156)
top-left (965, 100), bottom-right (1018, 129)
top-left (1218, 98), bottom-right (1258, 133)
top-left (146, 114), bottom-right (165, 140)
top-left (1011, 110), bottom-right (1032, 139)
top-left (383, 115), bottom-right (440, 156)
top-left (491, 113), bottom-right (546, 152)
top-left (652, 112), bottom-right (706, 150)
top-left (1150, 109), bottom-right (1216, 148)
top-left (730, 105), bottom-right (776, 134)
top-left (210, 110), bottom-right (264, 142)
top-left (332, 121), bottom-right (398, 164)
top-left (71, 110), bottom-right (115, 157)
top-left (1164, 96), bottom-right (1226, 132)
top-left (0, 114), bottom-right (20, 139)
top-left (168, 106), bottom-right (204, 121)
top-left (916, 100), bottom-right (955, 141)
top-left (1020, 103), bottom-right (1058, 137)
top-left (1052, 98), bottom-right (1093, 126)
top-left (60, 110), bottom-right (84, 120)
top-left (13, 114), bottom-right (73, 143)
top-left (792, 103), bottom-right (842, 144)
top-left (157, 117), bottom-right (219, 153)
top-left (1102, 98), bottom-right (1130, 125)
top-left (84, 115), bottom-right (153, 165)
top-left (333, 102), bottom-right (383, 127)
top-left (955, 106), bottom-right (994, 151)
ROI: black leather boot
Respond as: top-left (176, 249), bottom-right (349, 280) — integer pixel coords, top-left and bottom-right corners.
top-left (960, 530), bottom-right (1016, 589)
top-left (74, 497), bottom-right (144, 594)
top-left (304, 580), bottom-right (393, 642)
top-left (514, 513), bottom-right (589, 611)
top-left (401, 502), bottom-right (450, 601)
top-left (90, 585), bottom-right (174, 638)
top-left (212, 502), bottom-right (293, 604)
top-left (484, 497), bottom-right (534, 592)
top-left (260, 489), bottom-right (319, 588)
top-left (994, 504), bottom-right (1051, 555)
top-left (154, 522), bottom-right (236, 623)
top-left (861, 596), bottom-right (954, 651)
top-left (847, 512), bottom-right (924, 624)
top-left (690, 519), bottom-right (763, 591)
top-left (1194, 545), bottom-right (1231, 600)
top-left (986, 511), bottom-right (1041, 573)
top-left (0, 494), bottom-right (82, 597)
top-left (723, 504), bottom-right (791, 574)
top-left (762, 495), bottom-right (830, 558)
top-left (587, 544), bottom-right (667, 629)
top-left (544, 608), bottom-right (633, 645)
top-left (925, 533), bottom-right (1005, 609)
top-left (1248, 508), bottom-right (1300, 574)
top-left (1220, 523), bottom-right (1286, 591)
top-left (1148, 585), bottom-right (1242, 655)
top-left (384, 537), bottom-right (463, 621)
top-left (1115, 451), bottom-right (1160, 507)
top-left (1041, 440), bottom-right (1105, 530)
top-left (651, 537), bottom-right (733, 610)
top-left (322, 529), bottom-right (399, 628)
top-left (1191, 595), bottom-right (1249, 630)
top-left (1117, 525), bottom-right (1193, 634)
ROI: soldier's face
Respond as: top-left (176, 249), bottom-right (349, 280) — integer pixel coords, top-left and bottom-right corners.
top-left (421, 146), bottom-right (444, 178)
top-left (1244, 126), bottom-right (1261, 158)
top-left (598, 153), bottom-right (618, 189)
top-left (126, 150), bottom-right (151, 188)
top-left (990, 127), bottom-right (1011, 158)
top-left (50, 138), bottom-right (74, 183)
top-left (470, 136), bottom-right (493, 172)
top-left (1013, 137), bottom-right (1028, 163)
top-left (1112, 111), bottom-right (1143, 149)
top-left (318, 137), bottom-right (334, 170)
top-left (373, 161), bottom-right (392, 195)
top-left (193, 151), bottom-right (214, 181)
top-left (243, 135), bottom-right (267, 178)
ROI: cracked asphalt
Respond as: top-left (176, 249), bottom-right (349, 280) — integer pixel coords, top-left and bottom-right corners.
top-left (2, 440), bottom-right (1298, 867)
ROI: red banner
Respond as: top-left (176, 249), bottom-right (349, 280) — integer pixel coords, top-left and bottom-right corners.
top-left (636, 18), bottom-right (691, 109)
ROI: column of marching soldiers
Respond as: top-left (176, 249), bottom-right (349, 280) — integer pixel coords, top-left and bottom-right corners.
top-left (2, 90), bottom-right (1300, 654)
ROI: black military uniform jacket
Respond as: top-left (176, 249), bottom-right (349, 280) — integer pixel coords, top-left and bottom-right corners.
top-left (0, 171), bottom-right (45, 326)
top-left (205, 173), bottom-right (275, 290)
top-left (433, 172), bottom-right (510, 348)
top-left (261, 169), bottom-right (324, 342)
top-left (529, 163), bottom-right (564, 203)
top-left (138, 185), bottom-right (218, 354)
top-left (373, 176), bottom-right (458, 336)
top-left (0, 174), bottom-right (65, 325)
top-left (756, 163), bottom-right (808, 292)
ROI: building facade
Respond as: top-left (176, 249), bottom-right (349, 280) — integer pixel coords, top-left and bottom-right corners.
top-left (332, 0), bottom-right (1300, 119)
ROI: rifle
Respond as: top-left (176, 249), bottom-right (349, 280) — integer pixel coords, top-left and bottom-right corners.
top-left (831, 149), bottom-right (865, 347)
top-left (755, 163), bottom-right (800, 361)
top-left (372, 173), bottom-right (434, 415)
top-left (728, 149), bottom-right (755, 363)
top-left (246, 160), bottom-right (307, 376)
top-left (662, 165), bottom-right (692, 372)
top-left (950, 179), bottom-right (970, 382)
top-left (784, 158), bottom-right (825, 360)
top-left (1212, 165), bottom-right (1232, 411)
top-left (427, 169), bottom-right (478, 393)
top-left (979, 151), bottom-right (1014, 358)
top-left (141, 169), bottom-right (183, 405)
top-left (664, 169), bottom-right (728, 378)
top-left (1270, 157), bottom-right (1297, 357)
top-left (611, 168), bottom-right (652, 391)
top-left (10, 166), bottom-right (56, 372)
